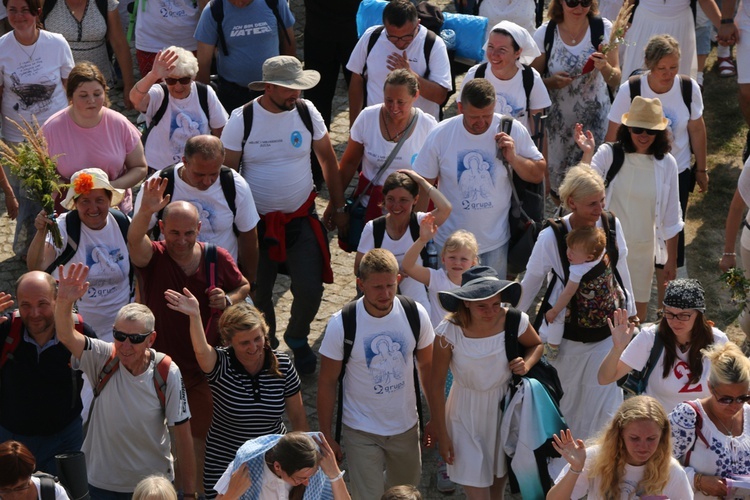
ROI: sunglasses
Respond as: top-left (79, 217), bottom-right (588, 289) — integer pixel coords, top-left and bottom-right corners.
top-left (112, 328), bottom-right (154, 344)
top-left (564, 0), bottom-right (593, 7)
top-left (164, 76), bottom-right (192, 86)
top-left (658, 310), bottom-right (694, 321)
top-left (711, 387), bottom-right (750, 405)
top-left (629, 127), bottom-right (658, 136)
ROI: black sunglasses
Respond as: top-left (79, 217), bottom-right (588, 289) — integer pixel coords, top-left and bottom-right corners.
top-left (711, 386), bottom-right (750, 405)
top-left (629, 127), bottom-right (658, 136)
top-left (164, 76), bottom-right (192, 86)
top-left (564, 0), bottom-right (593, 7)
top-left (113, 328), bottom-right (153, 344)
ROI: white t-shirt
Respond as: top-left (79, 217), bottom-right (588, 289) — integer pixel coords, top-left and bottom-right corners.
top-left (350, 105), bottom-right (437, 207)
top-left (412, 114), bottom-right (543, 251)
top-left (135, 0), bottom-right (200, 52)
top-left (426, 267), bottom-right (457, 328)
top-left (134, 164), bottom-right (259, 262)
top-left (357, 212), bottom-right (431, 317)
top-left (221, 98), bottom-right (327, 214)
top-left (214, 459), bottom-right (293, 499)
top-left (0, 30), bottom-right (74, 142)
top-left (144, 82), bottom-right (228, 170)
top-left (556, 444), bottom-right (693, 499)
top-left (608, 74), bottom-right (703, 172)
top-left (48, 211), bottom-right (131, 342)
top-left (319, 297), bottom-right (434, 435)
top-left (75, 338), bottom-right (191, 492)
top-left (620, 325), bottom-right (728, 413)
top-left (458, 63), bottom-right (551, 134)
top-left (30, 476), bottom-right (69, 500)
top-left (346, 25), bottom-right (452, 119)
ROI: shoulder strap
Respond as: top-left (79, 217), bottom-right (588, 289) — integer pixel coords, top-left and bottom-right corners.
top-left (94, 350), bottom-right (121, 398)
top-left (589, 16), bottom-right (604, 51)
top-left (521, 64), bottom-right (534, 118)
top-left (264, 0), bottom-right (292, 46)
top-left (684, 400), bottom-right (708, 466)
top-left (94, 0), bottom-right (109, 27)
top-left (396, 295), bottom-right (424, 434)
top-left (407, 213), bottom-right (430, 265)
top-left (152, 166), bottom-right (177, 239)
top-left (336, 300), bottom-right (358, 442)
top-left (152, 351), bottom-right (171, 409)
top-left (679, 74), bottom-right (692, 114)
top-left (211, 0), bottom-right (229, 56)
top-left (372, 216), bottom-right (387, 249)
top-left (423, 29), bottom-right (436, 80)
top-left (0, 312), bottom-right (24, 369)
top-left (548, 217), bottom-right (570, 282)
top-left (543, 20), bottom-right (557, 76)
top-left (604, 142), bottom-right (625, 188)
top-left (362, 26), bottom-right (386, 80)
top-left (628, 75), bottom-right (641, 101)
top-left (33, 473), bottom-right (57, 500)
top-left (204, 243), bottom-right (218, 291)
top-left (241, 100), bottom-right (255, 154)
top-left (295, 99), bottom-right (314, 136)
top-left (642, 329), bottom-right (664, 383)
top-left (150, 84), bottom-right (171, 129)
top-left (41, 0), bottom-right (58, 22)
top-left (45, 211), bottom-right (82, 274)
top-left (602, 211), bottom-right (619, 267)
top-left (504, 308), bottom-right (522, 362)
top-left (196, 82), bottom-right (211, 123)
top-left (475, 62), bottom-right (487, 79)
top-left (218, 166), bottom-right (239, 236)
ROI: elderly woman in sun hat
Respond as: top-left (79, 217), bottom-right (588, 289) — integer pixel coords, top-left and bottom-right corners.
top-left (27, 168), bottom-right (131, 341)
top-left (427, 265), bottom-right (542, 498)
top-left (577, 95), bottom-right (683, 321)
top-left (599, 278), bottom-right (728, 413)
top-left (458, 21), bottom-right (551, 138)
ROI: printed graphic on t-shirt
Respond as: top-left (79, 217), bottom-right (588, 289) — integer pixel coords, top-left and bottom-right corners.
top-left (86, 245), bottom-right (128, 298)
top-left (10, 70), bottom-right (55, 114)
top-left (673, 361), bottom-right (703, 394)
top-left (496, 93), bottom-right (524, 119)
top-left (290, 130), bottom-right (303, 148)
top-left (457, 150), bottom-right (496, 210)
top-left (229, 21), bottom-right (271, 38)
top-left (663, 107), bottom-right (678, 139)
top-left (364, 332), bottom-right (407, 394)
top-left (159, 0), bottom-right (193, 18)
top-left (187, 199), bottom-right (216, 238)
top-left (170, 111), bottom-right (204, 163)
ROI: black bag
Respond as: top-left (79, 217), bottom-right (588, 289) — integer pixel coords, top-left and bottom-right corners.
top-left (344, 199), bottom-right (367, 253)
top-left (618, 329), bottom-right (664, 396)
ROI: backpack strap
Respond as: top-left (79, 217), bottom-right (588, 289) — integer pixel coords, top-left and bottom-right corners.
top-left (604, 142), bottom-right (625, 188)
top-left (219, 166), bottom-right (239, 236)
top-left (33, 473), bottom-right (57, 500)
top-left (396, 295), bottom-right (424, 434)
top-left (196, 82), bottom-right (211, 124)
top-left (362, 26), bottom-right (385, 83)
top-left (210, 0), bottom-right (229, 56)
top-left (423, 29), bottom-right (435, 80)
top-left (152, 351), bottom-right (172, 408)
top-left (295, 99), bottom-right (314, 136)
top-left (679, 74), bottom-right (692, 114)
top-left (642, 329), bottom-right (664, 385)
top-left (602, 211), bottom-right (629, 308)
top-left (0, 312), bottom-right (24, 369)
top-left (45, 211), bottom-right (82, 274)
top-left (521, 64), bottom-right (534, 119)
top-left (204, 243), bottom-right (218, 291)
top-left (543, 20), bottom-right (557, 77)
top-left (474, 62), bottom-right (488, 79)
top-left (589, 16), bottom-right (604, 52)
top-left (684, 400), bottom-right (708, 466)
top-left (94, 0), bottom-right (109, 27)
top-left (547, 217), bottom-right (570, 282)
top-left (141, 83), bottom-right (170, 147)
top-left (408, 213), bottom-right (431, 265)
top-left (336, 300), bottom-right (358, 442)
top-left (503, 308), bottom-right (523, 386)
top-left (264, 0), bottom-right (292, 47)
top-left (372, 216), bottom-right (387, 249)
top-left (107, 209), bottom-right (134, 295)
top-left (628, 74), bottom-right (642, 100)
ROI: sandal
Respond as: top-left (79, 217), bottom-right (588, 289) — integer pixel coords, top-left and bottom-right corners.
top-left (718, 56), bottom-right (737, 78)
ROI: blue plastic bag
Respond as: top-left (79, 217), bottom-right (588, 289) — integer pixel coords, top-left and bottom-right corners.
top-left (356, 0), bottom-right (387, 37)
top-left (443, 11), bottom-right (487, 61)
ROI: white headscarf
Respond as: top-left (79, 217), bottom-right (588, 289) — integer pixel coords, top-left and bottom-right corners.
top-left (483, 21), bottom-right (541, 66)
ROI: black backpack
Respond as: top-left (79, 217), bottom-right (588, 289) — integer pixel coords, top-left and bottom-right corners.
top-left (32, 473), bottom-right (60, 500)
top-left (153, 165), bottom-right (238, 238)
top-left (335, 295), bottom-right (423, 442)
top-left (141, 82), bottom-right (211, 148)
top-left (209, 0), bottom-right (292, 56)
top-left (372, 213), bottom-right (432, 268)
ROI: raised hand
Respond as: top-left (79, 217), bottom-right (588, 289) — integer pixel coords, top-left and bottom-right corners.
top-left (574, 123), bottom-right (596, 158)
top-left (551, 429), bottom-right (586, 471)
top-left (139, 177), bottom-right (171, 215)
top-left (418, 213), bottom-right (438, 242)
top-left (607, 308), bottom-right (635, 350)
top-left (0, 292), bottom-right (14, 318)
top-left (151, 49), bottom-right (180, 81)
top-left (57, 263), bottom-right (90, 304)
top-left (165, 287), bottom-right (201, 318)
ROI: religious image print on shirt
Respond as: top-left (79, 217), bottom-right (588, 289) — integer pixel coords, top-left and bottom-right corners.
top-left (364, 331), bottom-right (408, 395)
top-left (85, 244), bottom-right (128, 299)
top-left (457, 150), bottom-right (497, 211)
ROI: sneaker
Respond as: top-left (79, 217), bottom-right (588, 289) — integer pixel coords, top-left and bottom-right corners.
top-left (436, 460), bottom-right (456, 493)
top-left (544, 343), bottom-right (559, 360)
top-left (292, 343), bottom-right (317, 375)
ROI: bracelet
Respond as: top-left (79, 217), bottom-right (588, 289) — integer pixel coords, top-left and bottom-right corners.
top-left (328, 469), bottom-right (346, 482)
top-left (724, 252), bottom-right (737, 256)
top-left (721, 18), bottom-right (734, 24)
top-left (133, 84), bottom-right (148, 94)
top-left (568, 468), bottom-right (583, 475)
top-left (694, 473), bottom-right (702, 491)
top-left (427, 185), bottom-right (435, 195)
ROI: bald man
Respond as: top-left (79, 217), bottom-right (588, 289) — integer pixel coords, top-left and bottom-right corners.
top-left (129, 182), bottom-right (249, 492)
top-left (0, 271), bottom-right (95, 474)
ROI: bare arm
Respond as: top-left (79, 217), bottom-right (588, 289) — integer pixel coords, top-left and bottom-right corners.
top-left (338, 138), bottom-right (365, 189)
top-left (111, 142), bottom-right (148, 190)
top-left (317, 355), bottom-right (344, 461)
top-left (348, 73), bottom-right (365, 127)
top-left (400, 169), bottom-right (451, 226)
top-left (26, 210), bottom-right (57, 271)
top-left (53, 263), bottom-right (91, 359)
top-left (415, 342), bottom-right (432, 404)
top-left (513, 322), bottom-right (543, 375)
top-left (171, 421), bottom-right (196, 494)
top-left (237, 229), bottom-right (258, 291)
top-left (107, 10), bottom-right (135, 109)
top-left (129, 49), bottom-right (179, 113)
top-left (284, 392), bottom-right (310, 431)
top-left (604, 120), bottom-right (619, 143)
top-left (196, 41), bottom-right (215, 85)
top-left (401, 213), bottom-right (438, 286)
top-left (414, 76), bottom-right (448, 107)
top-left (280, 26), bottom-right (296, 56)
top-left (0, 160), bottom-right (17, 219)
top-left (546, 279), bottom-right (579, 322)
top-left (720, 188), bottom-right (745, 272)
top-left (414, 176), bottom-right (437, 213)
top-left (224, 149), bottom-right (241, 171)
top-left (427, 335), bottom-right (453, 464)
top-left (164, 287), bottom-right (218, 373)
top-left (314, 134), bottom-right (348, 233)
top-left (688, 117), bottom-right (709, 193)
top-left (128, 177), bottom-right (170, 267)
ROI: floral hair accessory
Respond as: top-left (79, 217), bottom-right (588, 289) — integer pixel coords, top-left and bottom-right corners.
top-left (74, 172), bottom-right (94, 196)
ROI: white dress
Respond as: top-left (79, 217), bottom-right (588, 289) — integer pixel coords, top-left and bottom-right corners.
top-left (437, 313), bottom-right (525, 487)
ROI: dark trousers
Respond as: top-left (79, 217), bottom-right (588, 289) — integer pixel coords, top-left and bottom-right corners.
top-left (216, 77), bottom-right (262, 115)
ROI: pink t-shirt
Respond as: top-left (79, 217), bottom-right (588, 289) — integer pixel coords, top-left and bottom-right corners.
top-left (42, 107), bottom-right (141, 213)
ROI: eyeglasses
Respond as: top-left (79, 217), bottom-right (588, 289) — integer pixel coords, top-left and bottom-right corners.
top-left (164, 76), bottom-right (192, 86)
top-left (658, 310), bottom-right (694, 321)
top-left (564, 0), bottom-right (593, 8)
top-left (629, 127), bottom-right (658, 136)
top-left (710, 387), bottom-right (750, 405)
top-left (385, 26), bottom-right (417, 43)
top-left (112, 328), bottom-right (154, 344)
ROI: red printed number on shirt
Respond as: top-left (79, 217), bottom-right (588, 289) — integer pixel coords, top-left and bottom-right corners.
top-left (674, 361), bottom-right (703, 393)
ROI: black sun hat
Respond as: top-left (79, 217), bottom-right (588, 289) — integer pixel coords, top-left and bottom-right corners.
top-left (438, 266), bottom-right (522, 312)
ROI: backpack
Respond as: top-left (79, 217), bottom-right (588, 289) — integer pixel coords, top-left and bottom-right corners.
top-left (42, 0), bottom-right (108, 28)
top-left (335, 295), bottom-right (423, 442)
top-left (683, 400), bottom-right (709, 466)
top-left (209, 0), bottom-right (292, 56)
top-left (618, 329), bottom-right (664, 396)
top-left (153, 166), bottom-right (238, 238)
top-left (628, 74), bottom-right (692, 112)
top-left (141, 82), bottom-right (211, 148)
top-left (238, 98), bottom-right (314, 169)
top-left (32, 472), bottom-right (59, 500)
top-left (534, 212), bottom-right (628, 343)
top-left (372, 213), bottom-right (436, 269)
top-left (44, 209), bottom-right (134, 295)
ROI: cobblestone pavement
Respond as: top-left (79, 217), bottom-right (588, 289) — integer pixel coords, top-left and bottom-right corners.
top-left (0, 0), bottom-right (529, 496)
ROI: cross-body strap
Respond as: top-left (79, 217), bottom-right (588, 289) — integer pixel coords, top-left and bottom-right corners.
top-left (684, 400), bottom-right (708, 466)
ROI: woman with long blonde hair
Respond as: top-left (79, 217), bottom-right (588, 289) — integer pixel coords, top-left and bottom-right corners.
top-left (547, 395), bottom-right (692, 499)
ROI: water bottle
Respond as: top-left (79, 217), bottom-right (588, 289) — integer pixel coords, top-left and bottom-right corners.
top-left (440, 29), bottom-right (456, 50)
top-left (425, 240), bottom-right (439, 270)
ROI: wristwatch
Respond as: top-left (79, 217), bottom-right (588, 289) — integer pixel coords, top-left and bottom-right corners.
top-left (225, 295), bottom-right (232, 308)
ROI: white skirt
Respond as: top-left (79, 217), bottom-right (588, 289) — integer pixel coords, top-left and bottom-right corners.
top-left (621, 6), bottom-right (697, 79)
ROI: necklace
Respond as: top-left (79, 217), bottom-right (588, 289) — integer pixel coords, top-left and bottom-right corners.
top-left (709, 405), bottom-right (736, 436)
top-left (15, 33), bottom-right (39, 61)
top-left (381, 107), bottom-right (413, 142)
top-left (560, 21), bottom-right (588, 45)
top-left (677, 341), bottom-right (690, 353)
